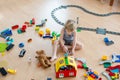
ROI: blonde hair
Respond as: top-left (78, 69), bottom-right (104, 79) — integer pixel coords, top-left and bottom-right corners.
top-left (64, 20), bottom-right (75, 31)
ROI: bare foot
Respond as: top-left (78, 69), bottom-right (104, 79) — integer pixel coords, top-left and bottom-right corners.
top-left (50, 56), bottom-right (57, 62)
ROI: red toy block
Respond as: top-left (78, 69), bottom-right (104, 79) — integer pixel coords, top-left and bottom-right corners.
top-left (77, 64), bottom-right (83, 68)
top-left (90, 74), bottom-right (96, 79)
top-left (109, 72), bottom-right (115, 76)
top-left (12, 25), bottom-right (19, 30)
top-left (32, 18), bottom-right (35, 25)
top-left (24, 21), bottom-right (30, 25)
top-left (22, 25), bottom-right (27, 29)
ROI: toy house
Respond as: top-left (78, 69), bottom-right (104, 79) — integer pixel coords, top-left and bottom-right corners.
top-left (55, 55), bottom-right (77, 78)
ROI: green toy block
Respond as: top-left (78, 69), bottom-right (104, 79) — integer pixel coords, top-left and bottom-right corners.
top-left (17, 29), bottom-right (22, 34)
top-left (0, 43), bottom-right (8, 52)
top-left (82, 63), bottom-right (88, 69)
top-left (103, 62), bottom-right (111, 68)
top-left (77, 29), bottom-right (81, 32)
top-left (29, 20), bottom-right (32, 24)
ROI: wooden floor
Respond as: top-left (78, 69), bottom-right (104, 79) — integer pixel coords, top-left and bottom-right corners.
top-left (0, 0), bottom-right (120, 80)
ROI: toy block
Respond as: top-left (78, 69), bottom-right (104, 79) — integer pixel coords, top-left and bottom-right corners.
top-left (17, 29), bottom-right (22, 34)
top-left (24, 21), bottom-right (29, 25)
top-left (39, 30), bottom-right (44, 37)
top-left (19, 43), bottom-right (24, 48)
top-left (109, 72), bottom-right (115, 76)
top-left (102, 56), bottom-right (108, 61)
top-left (31, 18), bottom-right (35, 25)
top-left (104, 37), bottom-right (114, 46)
top-left (1, 28), bottom-right (12, 37)
top-left (111, 69), bottom-right (119, 73)
top-left (6, 44), bottom-right (14, 51)
top-left (105, 41), bottom-right (114, 46)
top-left (7, 69), bottom-right (16, 74)
top-left (112, 54), bottom-right (120, 63)
top-left (27, 38), bottom-right (32, 43)
top-left (0, 67), bottom-right (7, 76)
top-left (103, 62), bottom-right (111, 68)
top-left (12, 25), bottom-right (19, 30)
top-left (82, 63), bottom-right (88, 69)
top-left (19, 49), bottom-right (26, 57)
top-left (5, 36), bottom-right (10, 41)
top-left (0, 43), bottom-right (8, 52)
top-left (1, 52), bottom-right (5, 56)
top-left (114, 73), bottom-right (119, 79)
top-left (43, 35), bottom-right (53, 39)
top-left (22, 25), bottom-right (27, 30)
top-left (47, 78), bottom-right (52, 80)
top-left (46, 28), bottom-right (51, 35)
top-left (35, 27), bottom-right (40, 31)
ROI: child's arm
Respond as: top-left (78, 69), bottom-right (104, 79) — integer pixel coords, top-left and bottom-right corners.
top-left (59, 28), bottom-right (68, 53)
top-left (59, 28), bottom-right (64, 47)
top-left (72, 31), bottom-right (77, 51)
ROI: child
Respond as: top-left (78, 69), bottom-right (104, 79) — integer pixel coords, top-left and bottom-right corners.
top-left (51, 20), bottom-right (83, 61)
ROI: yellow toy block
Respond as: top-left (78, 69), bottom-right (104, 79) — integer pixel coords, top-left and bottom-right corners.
top-left (39, 30), bottom-right (44, 37)
top-left (83, 73), bottom-right (87, 77)
top-left (1, 52), bottom-right (5, 56)
top-left (51, 36), bottom-right (56, 44)
top-left (7, 69), bottom-right (16, 74)
top-left (46, 28), bottom-right (51, 35)
top-left (87, 76), bottom-right (95, 80)
top-left (93, 71), bottom-right (98, 75)
top-left (102, 55), bottom-right (108, 61)
top-left (35, 26), bottom-right (40, 31)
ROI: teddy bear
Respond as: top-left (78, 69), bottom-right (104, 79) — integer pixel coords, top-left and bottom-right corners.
top-left (35, 50), bottom-right (51, 68)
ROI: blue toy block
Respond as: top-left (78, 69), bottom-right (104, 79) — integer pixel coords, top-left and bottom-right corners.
top-left (112, 54), bottom-right (120, 63)
top-left (111, 69), bottom-right (119, 73)
top-left (47, 78), bottom-right (52, 80)
top-left (1, 28), bottom-right (12, 37)
top-left (5, 36), bottom-right (10, 41)
top-left (19, 43), bottom-right (24, 48)
top-left (6, 44), bottom-right (14, 51)
top-left (43, 35), bottom-right (53, 39)
top-left (104, 37), bottom-right (109, 42)
top-left (6, 41), bottom-right (12, 45)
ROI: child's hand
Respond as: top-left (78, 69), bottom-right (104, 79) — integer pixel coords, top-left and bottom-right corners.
top-left (62, 46), bottom-right (68, 53)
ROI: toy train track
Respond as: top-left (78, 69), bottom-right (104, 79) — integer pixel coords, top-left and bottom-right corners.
top-left (51, 5), bottom-right (120, 36)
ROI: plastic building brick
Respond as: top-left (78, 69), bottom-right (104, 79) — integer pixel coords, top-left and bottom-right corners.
top-left (103, 62), bottom-right (111, 68)
top-left (104, 37), bottom-right (114, 46)
top-left (112, 54), bottom-right (120, 63)
top-left (102, 55), bottom-right (108, 61)
top-left (11, 25), bottom-right (19, 30)
top-left (17, 29), bottom-right (22, 34)
top-left (35, 27), bottom-right (40, 31)
top-left (19, 49), bottom-right (26, 57)
top-left (1, 28), bottom-right (12, 37)
top-left (7, 69), bottom-right (16, 74)
top-left (0, 67), bottom-right (8, 76)
top-left (47, 78), bottom-right (52, 80)
top-left (6, 44), bottom-right (14, 51)
top-left (39, 30), bottom-right (44, 37)
top-left (36, 19), bottom-right (47, 27)
top-left (27, 38), bottom-right (32, 43)
top-left (46, 28), bottom-right (51, 35)
top-left (0, 43), bottom-right (8, 52)
top-left (43, 35), bottom-right (53, 39)
top-left (19, 43), bottom-right (24, 48)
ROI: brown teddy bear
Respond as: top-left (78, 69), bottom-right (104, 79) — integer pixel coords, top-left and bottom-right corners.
top-left (35, 50), bottom-right (51, 68)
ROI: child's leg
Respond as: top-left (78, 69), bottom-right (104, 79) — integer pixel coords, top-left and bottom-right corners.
top-left (50, 40), bottom-right (59, 61)
top-left (75, 42), bottom-right (83, 50)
